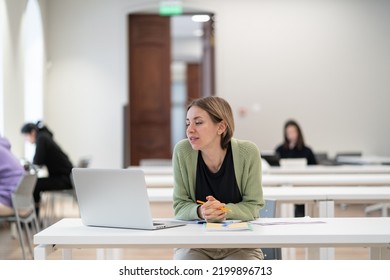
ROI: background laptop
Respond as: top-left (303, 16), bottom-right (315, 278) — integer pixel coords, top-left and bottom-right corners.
top-left (72, 168), bottom-right (185, 230)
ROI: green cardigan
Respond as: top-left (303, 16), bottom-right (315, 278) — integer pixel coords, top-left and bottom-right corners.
top-left (172, 138), bottom-right (264, 221)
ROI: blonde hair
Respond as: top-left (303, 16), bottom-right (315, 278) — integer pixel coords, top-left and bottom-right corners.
top-left (187, 96), bottom-right (235, 149)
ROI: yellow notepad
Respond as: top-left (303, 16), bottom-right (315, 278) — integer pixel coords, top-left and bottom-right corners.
top-left (204, 222), bottom-right (253, 231)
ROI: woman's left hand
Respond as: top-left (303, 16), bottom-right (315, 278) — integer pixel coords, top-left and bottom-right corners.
top-left (199, 196), bottom-right (227, 223)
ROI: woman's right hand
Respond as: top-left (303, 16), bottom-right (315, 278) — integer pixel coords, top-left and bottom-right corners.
top-left (198, 196), bottom-right (227, 223)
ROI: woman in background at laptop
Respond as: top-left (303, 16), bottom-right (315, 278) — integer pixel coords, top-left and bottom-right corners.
top-left (275, 119), bottom-right (317, 165)
top-left (275, 119), bottom-right (317, 217)
top-left (21, 121), bottom-right (73, 217)
top-left (173, 96), bottom-right (264, 260)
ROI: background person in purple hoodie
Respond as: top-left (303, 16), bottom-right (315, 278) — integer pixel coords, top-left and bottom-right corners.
top-left (0, 135), bottom-right (25, 215)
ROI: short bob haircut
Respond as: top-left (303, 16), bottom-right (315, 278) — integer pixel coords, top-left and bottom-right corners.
top-left (187, 96), bottom-right (234, 149)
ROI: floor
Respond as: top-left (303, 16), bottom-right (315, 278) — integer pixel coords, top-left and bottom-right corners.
top-left (0, 194), bottom-right (383, 260)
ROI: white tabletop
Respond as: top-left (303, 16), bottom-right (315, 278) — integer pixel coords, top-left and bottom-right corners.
top-left (337, 156), bottom-right (390, 165)
top-left (147, 186), bottom-right (390, 203)
top-left (261, 174), bottom-right (390, 186)
top-left (265, 165), bottom-right (390, 175)
top-left (128, 166), bottom-right (173, 175)
top-left (34, 217), bottom-right (390, 248)
top-left (145, 174), bottom-right (390, 188)
top-left (130, 164), bottom-right (390, 175)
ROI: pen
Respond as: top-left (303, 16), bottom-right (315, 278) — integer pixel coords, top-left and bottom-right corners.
top-left (196, 200), bottom-right (231, 212)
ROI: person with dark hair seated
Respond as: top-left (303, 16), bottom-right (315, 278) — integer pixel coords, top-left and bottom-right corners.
top-left (275, 119), bottom-right (317, 217)
top-left (21, 121), bottom-right (73, 216)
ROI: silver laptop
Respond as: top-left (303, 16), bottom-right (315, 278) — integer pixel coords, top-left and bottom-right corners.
top-left (72, 168), bottom-right (185, 230)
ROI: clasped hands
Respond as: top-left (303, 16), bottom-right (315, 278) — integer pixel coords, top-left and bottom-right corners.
top-left (197, 196), bottom-right (229, 223)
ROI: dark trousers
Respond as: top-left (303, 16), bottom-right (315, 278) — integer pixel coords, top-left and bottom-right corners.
top-left (295, 204), bottom-right (305, 217)
top-left (34, 176), bottom-right (73, 216)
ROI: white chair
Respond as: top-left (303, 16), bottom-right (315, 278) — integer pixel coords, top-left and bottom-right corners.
top-left (365, 203), bottom-right (390, 217)
top-left (0, 173), bottom-right (39, 259)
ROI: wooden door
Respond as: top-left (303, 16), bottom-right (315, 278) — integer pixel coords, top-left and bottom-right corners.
top-left (186, 63), bottom-right (201, 103)
top-left (128, 15), bottom-right (171, 166)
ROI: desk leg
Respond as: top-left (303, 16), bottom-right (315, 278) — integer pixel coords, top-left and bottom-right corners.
top-left (370, 247), bottom-right (390, 260)
top-left (34, 244), bottom-right (55, 260)
top-left (282, 248), bottom-right (297, 260)
top-left (280, 203), bottom-right (296, 260)
top-left (96, 248), bottom-right (124, 260)
top-left (306, 201), bottom-right (335, 260)
top-left (96, 249), bottom-right (105, 260)
top-left (62, 249), bottom-right (73, 260)
top-left (280, 203), bottom-right (294, 217)
top-left (318, 200), bottom-right (334, 218)
top-left (306, 247), bottom-right (335, 260)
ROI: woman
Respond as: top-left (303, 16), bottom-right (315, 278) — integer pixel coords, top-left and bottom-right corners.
top-left (173, 96), bottom-right (264, 260)
top-left (275, 119), bottom-right (317, 217)
top-left (275, 119), bottom-right (317, 165)
top-left (0, 136), bottom-right (25, 215)
top-left (21, 121), bottom-right (73, 215)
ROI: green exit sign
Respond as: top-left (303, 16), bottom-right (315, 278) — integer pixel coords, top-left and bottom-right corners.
top-left (159, 1), bottom-right (183, 16)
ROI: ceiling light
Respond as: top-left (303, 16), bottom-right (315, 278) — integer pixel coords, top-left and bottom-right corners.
top-left (191, 15), bottom-right (210, 22)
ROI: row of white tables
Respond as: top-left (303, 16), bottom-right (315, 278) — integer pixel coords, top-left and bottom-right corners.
top-left (34, 165), bottom-right (390, 261)
top-left (130, 163), bottom-right (390, 188)
top-left (264, 165), bottom-right (390, 174)
top-left (54, 164), bottom-right (387, 261)
top-left (144, 173), bottom-right (390, 188)
top-left (336, 156), bottom-right (390, 165)
top-left (147, 186), bottom-right (390, 218)
top-left (34, 217), bottom-right (390, 260)
top-left (129, 164), bottom-right (390, 176)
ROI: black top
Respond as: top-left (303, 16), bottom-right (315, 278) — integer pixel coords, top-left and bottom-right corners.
top-left (275, 144), bottom-right (317, 165)
top-left (33, 131), bottom-right (73, 177)
top-left (195, 143), bottom-right (242, 204)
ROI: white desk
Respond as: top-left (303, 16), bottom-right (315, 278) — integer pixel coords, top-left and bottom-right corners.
top-left (337, 156), bottom-right (390, 165)
top-left (128, 166), bottom-right (173, 175)
top-left (34, 217), bottom-right (390, 260)
top-left (147, 186), bottom-right (390, 203)
top-left (145, 174), bottom-right (390, 188)
top-left (130, 164), bottom-right (390, 176)
top-left (265, 165), bottom-right (390, 175)
top-left (147, 186), bottom-right (390, 218)
top-left (261, 174), bottom-right (390, 186)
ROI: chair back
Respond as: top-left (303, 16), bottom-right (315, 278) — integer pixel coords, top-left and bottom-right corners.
top-left (335, 152), bottom-right (362, 165)
top-left (259, 199), bottom-right (282, 260)
top-left (260, 199), bottom-right (276, 218)
top-left (77, 157), bottom-right (91, 168)
top-left (8, 173), bottom-right (39, 259)
top-left (11, 173), bottom-right (37, 211)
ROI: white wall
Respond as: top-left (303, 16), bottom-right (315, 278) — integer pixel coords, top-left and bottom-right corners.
top-left (42, 0), bottom-right (390, 168)
top-left (187, 0), bottom-right (390, 157)
top-left (1, 0), bottom-right (26, 158)
top-left (45, 0), bottom-right (132, 167)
